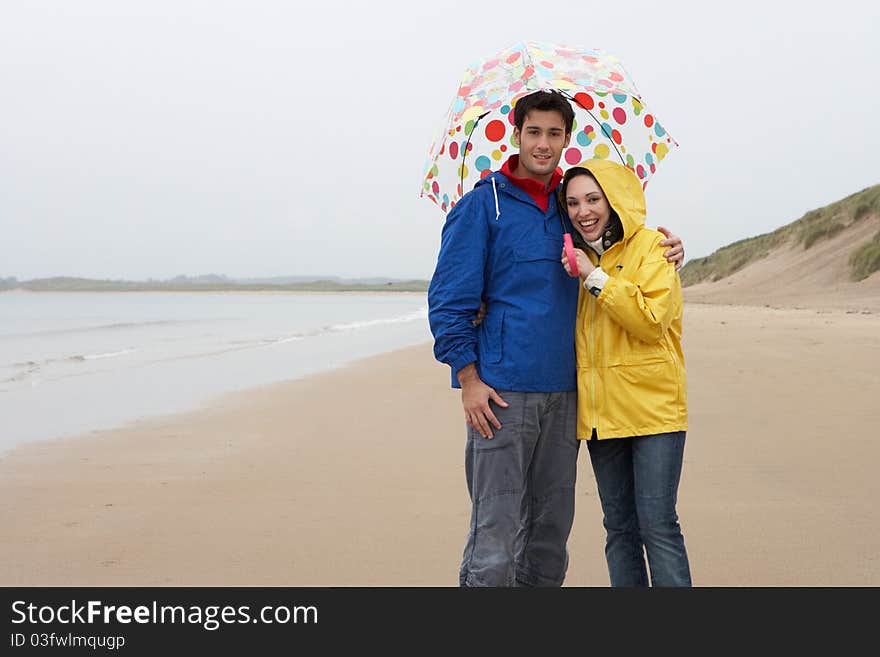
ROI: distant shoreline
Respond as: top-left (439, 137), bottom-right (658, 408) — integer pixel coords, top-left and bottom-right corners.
top-left (1, 288), bottom-right (428, 296)
top-left (0, 279), bottom-right (429, 293)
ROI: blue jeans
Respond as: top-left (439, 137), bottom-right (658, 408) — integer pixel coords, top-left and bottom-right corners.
top-left (587, 431), bottom-right (691, 587)
top-left (460, 391), bottom-right (579, 587)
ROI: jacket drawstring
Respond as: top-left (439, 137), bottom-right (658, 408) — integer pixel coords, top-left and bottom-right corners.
top-left (491, 177), bottom-right (500, 221)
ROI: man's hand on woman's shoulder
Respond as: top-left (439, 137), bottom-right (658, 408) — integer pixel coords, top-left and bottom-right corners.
top-left (657, 226), bottom-right (684, 271)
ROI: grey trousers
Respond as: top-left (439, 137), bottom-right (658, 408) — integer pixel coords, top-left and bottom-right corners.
top-left (459, 390), bottom-right (579, 587)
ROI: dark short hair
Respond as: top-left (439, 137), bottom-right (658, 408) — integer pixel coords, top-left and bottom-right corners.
top-left (513, 90), bottom-right (575, 135)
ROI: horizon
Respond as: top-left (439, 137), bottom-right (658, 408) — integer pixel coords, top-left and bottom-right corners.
top-left (0, 273), bottom-right (430, 282)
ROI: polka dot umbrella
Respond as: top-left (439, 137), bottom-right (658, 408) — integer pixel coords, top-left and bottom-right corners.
top-left (420, 41), bottom-right (678, 214)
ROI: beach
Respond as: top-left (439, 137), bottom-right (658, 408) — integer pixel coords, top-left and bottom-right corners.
top-left (1, 302), bottom-right (879, 586)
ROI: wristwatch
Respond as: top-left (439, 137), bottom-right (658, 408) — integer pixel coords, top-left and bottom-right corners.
top-left (582, 279), bottom-right (602, 297)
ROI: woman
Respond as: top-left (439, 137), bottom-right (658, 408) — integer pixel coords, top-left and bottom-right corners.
top-left (560, 160), bottom-right (691, 587)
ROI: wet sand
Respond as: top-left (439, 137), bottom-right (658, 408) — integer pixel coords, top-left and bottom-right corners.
top-left (1, 303), bottom-right (878, 585)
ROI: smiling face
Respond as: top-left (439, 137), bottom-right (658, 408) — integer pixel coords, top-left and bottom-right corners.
top-left (511, 109), bottom-right (571, 184)
top-left (565, 172), bottom-right (612, 243)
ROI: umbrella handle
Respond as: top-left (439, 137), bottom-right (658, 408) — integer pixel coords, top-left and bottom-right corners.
top-left (563, 233), bottom-right (580, 278)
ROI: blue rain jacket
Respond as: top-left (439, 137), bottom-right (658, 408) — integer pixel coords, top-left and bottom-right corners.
top-left (428, 171), bottom-right (579, 391)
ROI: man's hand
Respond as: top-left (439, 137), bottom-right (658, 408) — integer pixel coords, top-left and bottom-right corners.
top-left (472, 301), bottom-right (487, 327)
top-left (657, 226), bottom-right (684, 271)
top-left (457, 363), bottom-right (508, 439)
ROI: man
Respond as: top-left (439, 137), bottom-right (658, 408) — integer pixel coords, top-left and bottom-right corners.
top-left (428, 90), bottom-right (683, 587)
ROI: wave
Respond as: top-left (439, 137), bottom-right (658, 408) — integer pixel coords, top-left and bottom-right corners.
top-left (228, 305), bottom-right (427, 349)
top-left (0, 320), bottom-right (197, 340)
top-left (1, 361), bottom-right (42, 385)
top-left (323, 306), bottom-right (428, 333)
top-left (2, 349), bottom-right (137, 382)
top-left (77, 348), bottom-right (139, 361)
top-left (266, 335), bottom-right (306, 346)
top-left (0, 305), bottom-right (428, 385)
top-left (149, 306), bottom-right (428, 360)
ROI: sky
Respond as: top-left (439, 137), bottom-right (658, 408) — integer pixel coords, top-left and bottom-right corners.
top-left (1, 0), bottom-right (878, 281)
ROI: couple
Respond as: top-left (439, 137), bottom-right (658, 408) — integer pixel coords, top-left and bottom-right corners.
top-left (427, 90), bottom-right (691, 587)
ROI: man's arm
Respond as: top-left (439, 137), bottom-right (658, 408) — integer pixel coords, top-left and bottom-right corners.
top-left (427, 194), bottom-right (507, 439)
top-left (428, 196), bottom-right (485, 378)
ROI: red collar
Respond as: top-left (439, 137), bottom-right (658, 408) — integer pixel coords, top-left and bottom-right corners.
top-left (499, 155), bottom-right (563, 212)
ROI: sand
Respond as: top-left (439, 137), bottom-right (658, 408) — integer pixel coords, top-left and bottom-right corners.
top-left (1, 302), bottom-right (878, 586)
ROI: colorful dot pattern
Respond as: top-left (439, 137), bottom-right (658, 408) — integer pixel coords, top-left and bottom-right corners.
top-left (421, 41), bottom-right (678, 213)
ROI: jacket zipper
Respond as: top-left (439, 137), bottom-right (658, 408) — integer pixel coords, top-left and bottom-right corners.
top-left (589, 249), bottom-right (600, 438)
top-left (589, 291), bottom-right (597, 438)
top-left (588, 241), bottom-right (622, 439)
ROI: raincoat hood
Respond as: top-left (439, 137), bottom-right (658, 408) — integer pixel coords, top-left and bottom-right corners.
top-left (578, 160), bottom-right (647, 242)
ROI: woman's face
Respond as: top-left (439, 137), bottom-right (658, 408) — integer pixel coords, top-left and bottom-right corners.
top-left (565, 174), bottom-right (612, 243)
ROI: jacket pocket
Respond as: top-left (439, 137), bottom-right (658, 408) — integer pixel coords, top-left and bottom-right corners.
top-left (478, 308), bottom-right (505, 364)
top-left (513, 237), bottom-right (563, 263)
top-left (603, 359), bottom-right (683, 432)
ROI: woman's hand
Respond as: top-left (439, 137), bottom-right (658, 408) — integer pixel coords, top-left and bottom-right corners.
top-left (561, 248), bottom-right (595, 279)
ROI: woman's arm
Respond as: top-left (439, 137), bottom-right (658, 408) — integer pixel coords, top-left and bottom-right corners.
top-left (594, 232), bottom-right (678, 344)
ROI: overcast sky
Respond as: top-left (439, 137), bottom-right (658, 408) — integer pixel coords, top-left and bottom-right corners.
top-left (1, 0), bottom-right (878, 280)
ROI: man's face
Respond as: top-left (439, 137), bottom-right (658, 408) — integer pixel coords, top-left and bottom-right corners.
top-left (512, 110), bottom-right (571, 183)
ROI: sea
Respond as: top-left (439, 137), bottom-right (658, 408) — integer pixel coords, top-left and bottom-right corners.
top-left (0, 291), bottom-right (431, 453)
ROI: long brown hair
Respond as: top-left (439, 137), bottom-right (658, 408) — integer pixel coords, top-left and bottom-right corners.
top-left (558, 167), bottom-right (623, 250)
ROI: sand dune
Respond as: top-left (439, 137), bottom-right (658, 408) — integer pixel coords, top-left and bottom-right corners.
top-left (684, 215), bottom-right (880, 311)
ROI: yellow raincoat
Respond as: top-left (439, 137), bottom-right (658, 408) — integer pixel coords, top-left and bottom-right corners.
top-left (574, 160), bottom-right (687, 440)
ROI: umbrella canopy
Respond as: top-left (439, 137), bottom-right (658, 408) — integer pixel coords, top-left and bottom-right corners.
top-left (421, 41), bottom-right (678, 213)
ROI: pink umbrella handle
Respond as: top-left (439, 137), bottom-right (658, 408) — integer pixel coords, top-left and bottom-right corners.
top-left (563, 233), bottom-right (580, 278)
